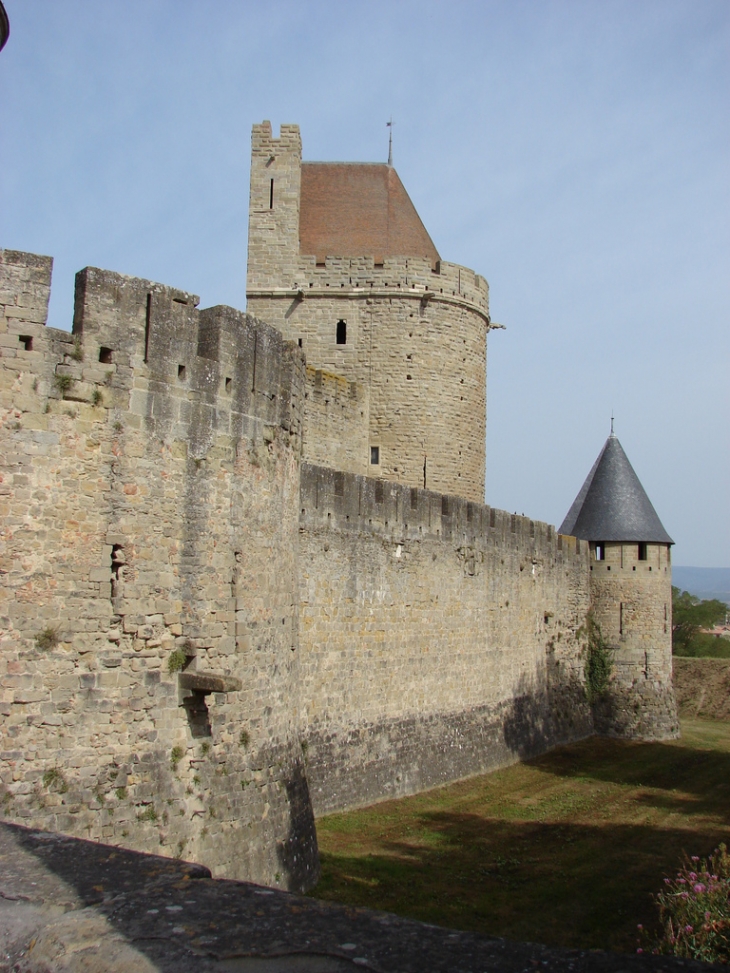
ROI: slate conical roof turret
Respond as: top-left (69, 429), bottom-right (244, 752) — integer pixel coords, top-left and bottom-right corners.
top-left (559, 433), bottom-right (673, 544)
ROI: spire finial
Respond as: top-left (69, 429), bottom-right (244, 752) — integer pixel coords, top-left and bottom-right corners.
top-left (610, 413), bottom-right (615, 436)
top-left (387, 117), bottom-right (394, 166)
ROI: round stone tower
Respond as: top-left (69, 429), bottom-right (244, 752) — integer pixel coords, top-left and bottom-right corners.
top-left (246, 121), bottom-right (498, 503)
top-left (560, 431), bottom-right (679, 739)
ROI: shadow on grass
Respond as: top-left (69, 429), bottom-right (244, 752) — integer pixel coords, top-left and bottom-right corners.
top-left (316, 815), bottom-right (728, 955)
top-left (313, 732), bottom-right (730, 955)
top-left (531, 737), bottom-right (730, 823)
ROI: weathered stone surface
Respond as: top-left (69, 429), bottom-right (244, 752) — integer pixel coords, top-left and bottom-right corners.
top-left (178, 672), bottom-right (242, 694)
top-left (298, 464), bottom-right (593, 812)
top-left (0, 251), bottom-right (317, 893)
top-left (590, 542), bottom-right (679, 739)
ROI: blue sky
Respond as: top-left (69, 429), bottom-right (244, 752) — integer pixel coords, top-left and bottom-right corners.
top-left (2, 1), bottom-right (728, 567)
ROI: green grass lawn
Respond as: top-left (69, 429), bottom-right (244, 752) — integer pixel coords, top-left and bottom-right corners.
top-left (310, 719), bottom-right (730, 954)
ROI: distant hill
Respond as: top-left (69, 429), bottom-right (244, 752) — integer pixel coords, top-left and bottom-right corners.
top-left (672, 566), bottom-right (730, 606)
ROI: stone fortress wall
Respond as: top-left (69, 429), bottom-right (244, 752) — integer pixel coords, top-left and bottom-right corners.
top-left (0, 123), bottom-right (677, 895)
top-left (0, 249), bottom-right (318, 891)
top-left (1, 248), bottom-right (599, 890)
top-left (589, 541), bottom-right (677, 738)
top-left (301, 364), bottom-right (370, 476)
top-left (246, 122), bottom-right (491, 503)
top-left (297, 464), bottom-right (593, 815)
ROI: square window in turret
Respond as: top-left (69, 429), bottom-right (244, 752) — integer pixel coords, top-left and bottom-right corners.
top-left (638, 542), bottom-right (648, 561)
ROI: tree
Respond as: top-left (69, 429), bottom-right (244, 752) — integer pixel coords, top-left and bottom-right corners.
top-left (672, 587), bottom-right (728, 656)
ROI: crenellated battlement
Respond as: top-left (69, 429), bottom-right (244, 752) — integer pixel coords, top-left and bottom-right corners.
top-left (0, 253), bottom-right (305, 457)
top-left (300, 462), bottom-right (585, 560)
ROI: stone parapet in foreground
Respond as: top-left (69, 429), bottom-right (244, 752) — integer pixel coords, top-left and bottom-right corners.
top-left (0, 823), bottom-right (717, 973)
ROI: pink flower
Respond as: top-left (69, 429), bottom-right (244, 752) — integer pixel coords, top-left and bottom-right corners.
top-left (691, 856), bottom-right (700, 862)
top-left (689, 872), bottom-right (697, 881)
top-left (693, 883), bottom-right (706, 893)
top-left (685, 924), bottom-right (693, 933)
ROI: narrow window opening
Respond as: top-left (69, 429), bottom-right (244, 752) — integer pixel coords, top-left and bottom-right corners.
top-left (370, 445), bottom-right (379, 465)
top-left (619, 602), bottom-right (624, 636)
top-left (269, 178), bottom-right (274, 209)
top-left (225, 377), bottom-right (232, 393)
top-left (251, 332), bottom-right (258, 393)
top-left (664, 603), bottom-right (668, 633)
top-left (595, 542), bottom-right (605, 561)
top-left (19, 335), bottom-right (33, 351)
top-left (183, 690), bottom-right (212, 738)
top-left (638, 542), bottom-right (648, 561)
top-left (298, 337), bottom-right (303, 347)
top-left (111, 545), bottom-right (125, 602)
top-left (423, 455), bottom-right (427, 489)
top-left (99, 347), bottom-right (112, 364)
top-left (178, 364), bottom-right (187, 381)
top-left (336, 319), bottom-right (347, 345)
top-left (144, 293), bottom-right (152, 363)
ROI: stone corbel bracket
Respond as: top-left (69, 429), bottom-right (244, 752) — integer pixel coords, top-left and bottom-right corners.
top-left (178, 672), bottom-right (242, 695)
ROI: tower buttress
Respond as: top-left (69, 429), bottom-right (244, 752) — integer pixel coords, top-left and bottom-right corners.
top-left (247, 122), bottom-right (302, 292)
top-left (560, 433), bottom-right (678, 740)
top-left (245, 123), bottom-right (490, 503)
